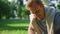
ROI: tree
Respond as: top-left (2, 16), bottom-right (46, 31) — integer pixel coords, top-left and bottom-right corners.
top-left (0, 0), bottom-right (11, 19)
top-left (57, 4), bottom-right (60, 10)
top-left (21, 6), bottom-right (30, 19)
top-left (17, 0), bottom-right (30, 20)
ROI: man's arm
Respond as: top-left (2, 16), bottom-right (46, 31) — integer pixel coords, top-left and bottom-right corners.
top-left (28, 14), bottom-right (43, 34)
top-left (28, 14), bottom-right (36, 34)
top-left (32, 17), bottom-right (43, 34)
top-left (28, 22), bottom-right (35, 34)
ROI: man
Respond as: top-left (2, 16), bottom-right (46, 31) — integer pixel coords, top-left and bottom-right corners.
top-left (26, 0), bottom-right (45, 34)
top-left (26, 0), bottom-right (60, 34)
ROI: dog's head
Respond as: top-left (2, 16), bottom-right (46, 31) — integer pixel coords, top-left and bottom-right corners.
top-left (26, 0), bottom-right (45, 20)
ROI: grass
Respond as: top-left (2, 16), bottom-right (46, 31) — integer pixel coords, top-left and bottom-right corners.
top-left (0, 19), bottom-right (30, 34)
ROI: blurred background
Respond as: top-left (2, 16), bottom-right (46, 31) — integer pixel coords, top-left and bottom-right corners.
top-left (0, 0), bottom-right (60, 34)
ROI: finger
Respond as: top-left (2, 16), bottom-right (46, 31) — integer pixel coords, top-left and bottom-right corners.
top-left (30, 14), bottom-right (36, 18)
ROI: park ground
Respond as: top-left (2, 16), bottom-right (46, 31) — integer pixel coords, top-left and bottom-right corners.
top-left (0, 19), bottom-right (29, 34)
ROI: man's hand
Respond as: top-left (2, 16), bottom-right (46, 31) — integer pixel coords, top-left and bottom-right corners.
top-left (29, 14), bottom-right (36, 23)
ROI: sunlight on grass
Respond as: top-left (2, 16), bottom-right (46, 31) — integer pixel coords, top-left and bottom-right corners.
top-left (0, 20), bottom-right (29, 34)
top-left (0, 30), bottom-right (28, 34)
top-left (7, 23), bottom-right (29, 27)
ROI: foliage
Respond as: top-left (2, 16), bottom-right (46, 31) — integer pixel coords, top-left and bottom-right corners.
top-left (0, 0), bottom-right (11, 19)
top-left (21, 6), bottom-right (30, 17)
top-left (42, 0), bottom-right (48, 5)
top-left (17, 2), bottom-right (22, 18)
top-left (57, 4), bottom-right (60, 10)
top-left (17, 1), bottom-right (30, 19)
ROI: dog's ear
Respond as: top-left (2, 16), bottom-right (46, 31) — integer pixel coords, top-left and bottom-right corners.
top-left (26, 0), bottom-right (45, 20)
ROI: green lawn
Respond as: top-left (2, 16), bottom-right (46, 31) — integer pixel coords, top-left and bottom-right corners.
top-left (0, 19), bottom-right (30, 34)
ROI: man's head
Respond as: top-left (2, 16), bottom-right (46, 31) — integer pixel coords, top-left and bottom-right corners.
top-left (26, 0), bottom-right (45, 20)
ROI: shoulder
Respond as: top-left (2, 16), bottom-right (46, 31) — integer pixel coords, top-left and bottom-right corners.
top-left (54, 10), bottom-right (60, 19)
top-left (45, 6), bottom-right (56, 12)
top-left (54, 12), bottom-right (60, 23)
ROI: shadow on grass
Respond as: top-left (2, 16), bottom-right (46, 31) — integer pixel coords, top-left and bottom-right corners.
top-left (0, 26), bottom-right (28, 31)
top-left (0, 19), bottom-right (30, 24)
top-left (0, 19), bottom-right (29, 31)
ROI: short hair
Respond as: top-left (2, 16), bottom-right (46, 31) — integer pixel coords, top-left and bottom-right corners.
top-left (26, 0), bottom-right (45, 20)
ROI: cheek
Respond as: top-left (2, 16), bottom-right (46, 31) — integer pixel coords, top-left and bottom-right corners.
top-left (35, 11), bottom-right (45, 20)
top-left (36, 14), bottom-right (44, 20)
top-left (35, 11), bottom-right (42, 19)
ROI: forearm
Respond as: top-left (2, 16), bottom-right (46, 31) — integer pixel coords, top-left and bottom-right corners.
top-left (28, 23), bottom-right (35, 34)
top-left (28, 14), bottom-right (42, 34)
top-left (28, 14), bottom-right (37, 34)
top-left (32, 18), bottom-right (42, 34)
